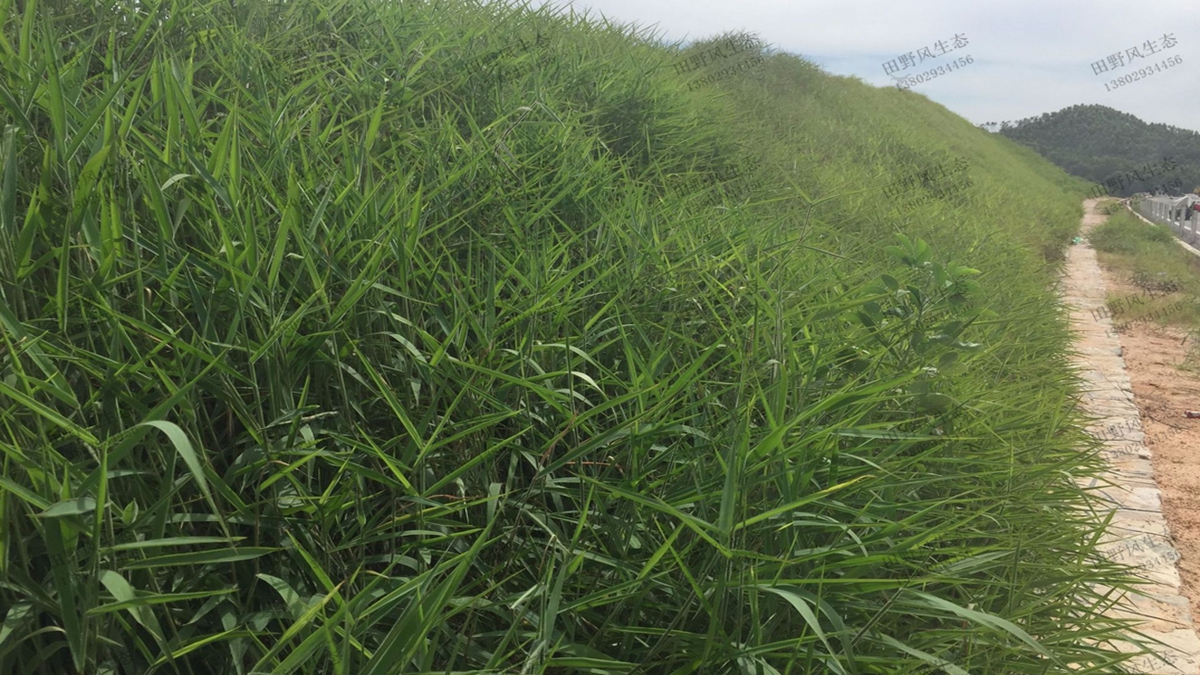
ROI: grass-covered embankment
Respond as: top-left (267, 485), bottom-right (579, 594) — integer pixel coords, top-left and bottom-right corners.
top-left (1090, 207), bottom-right (1200, 356)
top-left (0, 0), bottom-right (1145, 673)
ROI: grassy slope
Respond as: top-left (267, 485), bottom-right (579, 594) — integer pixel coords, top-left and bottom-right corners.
top-left (1090, 208), bottom-right (1200, 360)
top-left (0, 1), bottom-right (1141, 674)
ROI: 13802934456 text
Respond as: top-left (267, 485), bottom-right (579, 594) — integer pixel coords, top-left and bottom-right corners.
top-left (1105, 55), bottom-right (1183, 91)
top-left (897, 55), bottom-right (973, 90)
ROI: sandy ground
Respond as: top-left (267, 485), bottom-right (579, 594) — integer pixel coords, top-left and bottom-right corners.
top-left (1098, 254), bottom-right (1200, 626)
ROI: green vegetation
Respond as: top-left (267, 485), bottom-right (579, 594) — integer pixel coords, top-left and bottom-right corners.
top-left (1089, 210), bottom-right (1200, 354)
top-left (1091, 212), bottom-right (1184, 256)
top-left (992, 104), bottom-right (1200, 197)
top-left (0, 1), bottom-right (1147, 674)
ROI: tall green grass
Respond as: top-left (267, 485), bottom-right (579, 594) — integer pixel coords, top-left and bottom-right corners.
top-left (0, 1), bottom-right (1148, 673)
top-left (1090, 210), bottom-right (1200, 357)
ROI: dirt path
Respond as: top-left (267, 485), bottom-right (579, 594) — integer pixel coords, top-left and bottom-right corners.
top-left (1096, 203), bottom-right (1200, 665)
top-left (1065, 199), bottom-right (1200, 673)
top-left (1112, 304), bottom-right (1200, 619)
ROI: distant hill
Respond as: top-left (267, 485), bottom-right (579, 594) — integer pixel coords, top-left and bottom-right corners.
top-left (980, 104), bottom-right (1200, 197)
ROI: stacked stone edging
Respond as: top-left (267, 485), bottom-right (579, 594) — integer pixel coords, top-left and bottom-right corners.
top-left (1065, 200), bottom-right (1200, 673)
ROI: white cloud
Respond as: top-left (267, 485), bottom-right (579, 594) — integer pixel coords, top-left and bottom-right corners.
top-left (531, 0), bottom-right (1200, 130)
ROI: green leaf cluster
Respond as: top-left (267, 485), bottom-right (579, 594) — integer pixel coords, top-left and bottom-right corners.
top-left (0, 1), bottom-right (1145, 674)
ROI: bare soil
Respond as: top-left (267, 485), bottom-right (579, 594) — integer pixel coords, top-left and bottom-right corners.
top-left (1100, 266), bottom-right (1200, 622)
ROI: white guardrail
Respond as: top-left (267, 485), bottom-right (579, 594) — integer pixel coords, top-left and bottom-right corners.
top-left (1126, 193), bottom-right (1200, 258)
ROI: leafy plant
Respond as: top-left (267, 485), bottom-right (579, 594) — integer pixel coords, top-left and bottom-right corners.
top-left (0, 1), bottom-right (1145, 674)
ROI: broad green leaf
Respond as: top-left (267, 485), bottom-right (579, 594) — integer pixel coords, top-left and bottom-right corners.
top-left (38, 497), bottom-right (97, 518)
top-left (119, 547), bottom-right (276, 569)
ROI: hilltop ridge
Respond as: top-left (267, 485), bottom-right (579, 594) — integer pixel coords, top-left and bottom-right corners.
top-left (988, 104), bottom-right (1200, 196)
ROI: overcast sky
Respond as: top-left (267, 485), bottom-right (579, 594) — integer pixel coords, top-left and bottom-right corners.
top-left (533, 0), bottom-right (1200, 132)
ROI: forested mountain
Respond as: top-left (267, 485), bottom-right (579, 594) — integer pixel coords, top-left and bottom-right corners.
top-left (981, 104), bottom-right (1200, 197)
